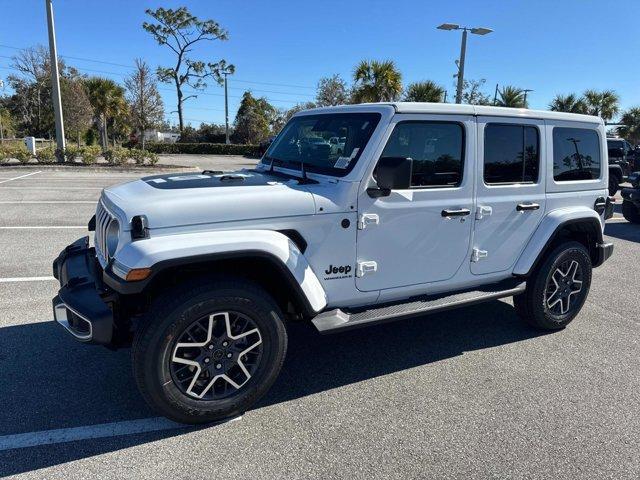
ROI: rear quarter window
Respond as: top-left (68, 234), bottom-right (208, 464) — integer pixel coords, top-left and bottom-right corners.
top-left (553, 127), bottom-right (601, 181)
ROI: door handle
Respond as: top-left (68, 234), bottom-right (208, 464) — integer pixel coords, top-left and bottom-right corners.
top-left (441, 208), bottom-right (471, 217)
top-left (516, 203), bottom-right (540, 212)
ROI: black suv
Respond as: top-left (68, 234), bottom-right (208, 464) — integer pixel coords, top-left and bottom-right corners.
top-left (608, 138), bottom-right (638, 194)
top-left (621, 172), bottom-right (640, 223)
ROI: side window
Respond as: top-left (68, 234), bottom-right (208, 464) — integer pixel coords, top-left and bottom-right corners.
top-left (553, 127), bottom-right (601, 181)
top-left (484, 124), bottom-right (539, 184)
top-left (380, 121), bottom-right (464, 187)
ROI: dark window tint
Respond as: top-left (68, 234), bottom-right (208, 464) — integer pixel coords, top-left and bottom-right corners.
top-left (484, 124), bottom-right (539, 184)
top-left (553, 128), bottom-right (601, 181)
top-left (381, 122), bottom-right (464, 187)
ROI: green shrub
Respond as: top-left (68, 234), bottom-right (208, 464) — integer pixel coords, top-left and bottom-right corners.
top-left (14, 147), bottom-right (33, 164)
top-left (129, 148), bottom-right (146, 165)
top-left (35, 146), bottom-right (56, 163)
top-left (145, 142), bottom-right (260, 157)
top-left (0, 145), bottom-right (12, 164)
top-left (65, 145), bottom-right (81, 163)
top-left (145, 151), bottom-right (159, 165)
top-left (81, 145), bottom-right (100, 165)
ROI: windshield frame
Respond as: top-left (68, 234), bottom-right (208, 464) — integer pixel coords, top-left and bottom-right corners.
top-left (262, 112), bottom-right (382, 178)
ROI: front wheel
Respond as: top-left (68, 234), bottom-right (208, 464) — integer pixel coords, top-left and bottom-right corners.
top-left (132, 279), bottom-right (287, 424)
top-left (514, 241), bottom-right (592, 330)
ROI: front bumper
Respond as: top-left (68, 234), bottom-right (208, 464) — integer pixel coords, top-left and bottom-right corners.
top-left (52, 236), bottom-right (115, 345)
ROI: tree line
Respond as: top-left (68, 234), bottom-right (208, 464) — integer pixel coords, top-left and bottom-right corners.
top-left (1, 5), bottom-right (639, 148)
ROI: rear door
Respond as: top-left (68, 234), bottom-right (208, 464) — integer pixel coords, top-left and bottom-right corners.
top-left (472, 117), bottom-right (546, 275)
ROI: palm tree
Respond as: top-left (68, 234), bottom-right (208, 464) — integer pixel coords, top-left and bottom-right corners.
top-left (583, 89), bottom-right (620, 122)
top-left (496, 86), bottom-right (527, 108)
top-left (549, 94), bottom-right (589, 114)
top-left (618, 107), bottom-right (640, 144)
top-left (352, 60), bottom-right (402, 103)
top-left (85, 77), bottom-right (128, 151)
top-left (403, 80), bottom-right (446, 102)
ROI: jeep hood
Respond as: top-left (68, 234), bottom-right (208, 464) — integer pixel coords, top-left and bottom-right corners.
top-left (102, 170), bottom-right (316, 230)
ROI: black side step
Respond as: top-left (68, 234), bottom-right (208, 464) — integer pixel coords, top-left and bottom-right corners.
top-left (312, 280), bottom-right (526, 334)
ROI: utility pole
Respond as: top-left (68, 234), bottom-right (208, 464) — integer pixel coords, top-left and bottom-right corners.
top-left (0, 80), bottom-right (4, 144)
top-left (46, 0), bottom-right (66, 161)
top-left (221, 67), bottom-right (233, 144)
top-left (493, 83), bottom-right (499, 105)
top-left (523, 89), bottom-right (533, 107)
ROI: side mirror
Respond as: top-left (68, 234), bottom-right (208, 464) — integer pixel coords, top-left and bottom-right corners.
top-left (368, 157), bottom-right (412, 197)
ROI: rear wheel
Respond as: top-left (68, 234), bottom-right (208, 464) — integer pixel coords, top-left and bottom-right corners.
top-left (622, 200), bottom-right (640, 224)
top-left (132, 278), bottom-right (287, 424)
top-left (514, 241), bottom-right (592, 330)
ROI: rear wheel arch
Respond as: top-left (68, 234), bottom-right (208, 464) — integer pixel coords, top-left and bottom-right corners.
top-left (521, 218), bottom-right (603, 277)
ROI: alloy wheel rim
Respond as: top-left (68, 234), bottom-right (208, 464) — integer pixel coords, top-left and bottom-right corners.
top-left (170, 311), bottom-right (263, 400)
top-left (545, 259), bottom-right (583, 316)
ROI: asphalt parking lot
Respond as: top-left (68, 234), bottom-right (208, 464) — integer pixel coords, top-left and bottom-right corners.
top-left (0, 163), bottom-right (639, 479)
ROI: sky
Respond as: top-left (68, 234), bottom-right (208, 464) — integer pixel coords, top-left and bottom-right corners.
top-left (1, 0), bottom-right (639, 128)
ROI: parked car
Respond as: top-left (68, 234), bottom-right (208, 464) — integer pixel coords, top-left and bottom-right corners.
top-left (607, 137), bottom-right (638, 194)
top-left (52, 103), bottom-right (613, 424)
top-left (607, 137), bottom-right (637, 175)
top-left (621, 171), bottom-right (640, 223)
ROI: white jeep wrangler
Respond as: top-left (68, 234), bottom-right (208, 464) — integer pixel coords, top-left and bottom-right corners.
top-left (52, 103), bottom-right (614, 424)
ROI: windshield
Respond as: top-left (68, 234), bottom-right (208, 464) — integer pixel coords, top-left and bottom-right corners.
top-left (263, 113), bottom-right (381, 176)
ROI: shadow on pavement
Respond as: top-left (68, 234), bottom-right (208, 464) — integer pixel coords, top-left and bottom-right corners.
top-left (605, 221), bottom-right (640, 243)
top-left (0, 300), bottom-right (544, 476)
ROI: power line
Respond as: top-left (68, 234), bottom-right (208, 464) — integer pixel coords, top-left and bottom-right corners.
top-left (0, 43), bottom-right (316, 90)
top-left (0, 62), bottom-right (314, 104)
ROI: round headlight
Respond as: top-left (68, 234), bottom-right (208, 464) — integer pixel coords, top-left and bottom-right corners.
top-left (105, 219), bottom-right (120, 258)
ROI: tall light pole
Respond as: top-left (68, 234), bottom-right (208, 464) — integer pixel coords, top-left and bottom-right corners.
top-left (523, 89), bottom-right (533, 107)
top-left (0, 79), bottom-right (4, 144)
top-left (221, 66), bottom-right (233, 144)
top-left (437, 23), bottom-right (493, 104)
top-left (46, 0), bottom-right (65, 161)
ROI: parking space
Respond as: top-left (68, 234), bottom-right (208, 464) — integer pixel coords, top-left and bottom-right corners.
top-left (0, 166), bottom-right (639, 479)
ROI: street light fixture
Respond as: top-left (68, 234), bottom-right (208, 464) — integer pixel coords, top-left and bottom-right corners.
top-left (437, 23), bottom-right (493, 104)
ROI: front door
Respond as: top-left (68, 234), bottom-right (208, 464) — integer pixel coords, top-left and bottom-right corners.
top-left (356, 115), bottom-right (475, 292)
top-left (472, 117), bottom-right (546, 275)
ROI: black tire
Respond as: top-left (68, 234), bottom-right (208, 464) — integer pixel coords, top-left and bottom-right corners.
top-left (132, 278), bottom-right (287, 424)
top-left (609, 177), bottom-right (620, 196)
top-left (622, 200), bottom-right (640, 224)
top-left (513, 241), bottom-right (592, 330)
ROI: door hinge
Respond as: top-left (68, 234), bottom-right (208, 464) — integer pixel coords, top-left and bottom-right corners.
top-left (356, 261), bottom-right (378, 277)
top-left (471, 248), bottom-right (488, 262)
top-left (476, 205), bottom-right (493, 220)
top-left (358, 213), bottom-right (380, 230)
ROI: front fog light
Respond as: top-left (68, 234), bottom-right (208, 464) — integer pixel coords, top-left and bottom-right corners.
top-left (106, 219), bottom-right (120, 259)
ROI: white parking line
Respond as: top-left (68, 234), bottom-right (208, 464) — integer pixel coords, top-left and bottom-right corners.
top-left (0, 201), bottom-right (96, 204)
top-left (0, 226), bottom-right (86, 229)
top-left (0, 171), bottom-right (42, 184)
top-left (0, 276), bottom-right (56, 283)
top-left (0, 417), bottom-right (188, 452)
